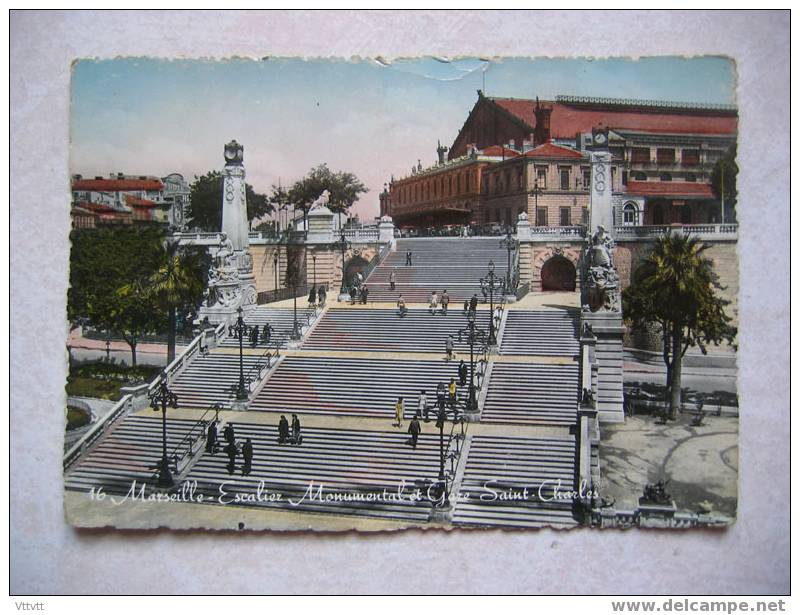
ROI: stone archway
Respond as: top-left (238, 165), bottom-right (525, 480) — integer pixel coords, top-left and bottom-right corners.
top-left (344, 254), bottom-right (370, 288)
top-left (531, 244), bottom-right (582, 292)
top-left (541, 255), bottom-right (577, 291)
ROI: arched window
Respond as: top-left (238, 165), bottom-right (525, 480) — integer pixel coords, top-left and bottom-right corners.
top-left (622, 201), bottom-right (639, 226)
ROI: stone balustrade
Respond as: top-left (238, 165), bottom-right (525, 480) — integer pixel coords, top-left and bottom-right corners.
top-left (342, 227), bottom-right (380, 243)
top-left (613, 223), bottom-right (738, 241)
top-left (525, 226), bottom-right (586, 242)
top-left (63, 394), bottom-right (134, 470)
top-left (173, 231), bottom-right (226, 246)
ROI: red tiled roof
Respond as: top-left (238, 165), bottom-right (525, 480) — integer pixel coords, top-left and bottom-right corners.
top-left (480, 145), bottom-right (521, 158)
top-left (523, 142), bottom-right (584, 159)
top-left (76, 200), bottom-right (117, 213)
top-left (125, 194), bottom-right (159, 208)
top-left (626, 181), bottom-right (714, 198)
top-left (70, 206), bottom-right (97, 216)
top-left (73, 178), bottom-right (164, 191)
top-left (491, 98), bottom-right (738, 137)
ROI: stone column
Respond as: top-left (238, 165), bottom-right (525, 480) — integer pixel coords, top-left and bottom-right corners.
top-left (516, 212), bottom-right (533, 288)
top-left (221, 140), bottom-right (249, 252)
top-left (378, 215), bottom-right (396, 249)
top-left (590, 151), bottom-right (614, 235)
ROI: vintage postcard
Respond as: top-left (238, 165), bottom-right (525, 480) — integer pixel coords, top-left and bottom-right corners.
top-left (64, 56), bottom-right (739, 532)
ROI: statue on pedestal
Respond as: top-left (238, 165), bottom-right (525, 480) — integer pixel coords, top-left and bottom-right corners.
top-left (582, 225), bottom-right (620, 313)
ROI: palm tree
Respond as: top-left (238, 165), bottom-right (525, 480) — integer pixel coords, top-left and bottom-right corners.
top-left (146, 240), bottom-right (208, 364)
top-left (623, 231), bottom-right (736, 419)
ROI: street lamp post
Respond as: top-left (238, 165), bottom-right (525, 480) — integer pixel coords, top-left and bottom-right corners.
top-left (231, 307), bottom-right (249, 400)
top-left (312, 252), bottom-right (317, 287)
top-left (291, 282), bottom-right (301, 340)
top-left (435, 397), bottom-right (449, 508)
top-left (530, 179), bottom-right (543, 225)
top-left (149, 373), bottom-right (179, 487)
top-left (457, 309), bottom-right (489, 414)
top-left (500, 229), bottom-right (518, 293)
top-left (479, 260), bottom-right (503, 345)
top-left (329, 231), bottom-right (352, 295)
top-left (273, 251), bottom-right (279, 292)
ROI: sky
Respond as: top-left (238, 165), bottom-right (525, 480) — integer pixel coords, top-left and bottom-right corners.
top-left (70, 56), bottom-right (736, 219)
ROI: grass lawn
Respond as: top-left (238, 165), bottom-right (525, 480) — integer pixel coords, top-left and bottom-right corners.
top-left (65, 362), bottom-right (161, 401)
top-left (66, 405), bottom-right (91, 430)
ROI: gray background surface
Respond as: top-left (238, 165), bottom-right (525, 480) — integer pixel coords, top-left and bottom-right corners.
top-left (10, 10), bottom-right (790, 595)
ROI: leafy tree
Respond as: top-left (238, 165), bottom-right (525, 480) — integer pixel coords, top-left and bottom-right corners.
top-left (710, 143), bottom-right (738, 223)
top-left (287, 164), bottom-right (368, 230)
top-left (622, 231), bottom-right (737, 419)
top-left (187, 171), bottom-right (273, 231)
top-left (141, 240), bottom-right (209, 364)
top-left (68, 226), bottom-right (167, 366)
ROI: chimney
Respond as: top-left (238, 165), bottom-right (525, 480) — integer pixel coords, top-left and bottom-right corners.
top-left (533, 98), bottom-right (552, 145)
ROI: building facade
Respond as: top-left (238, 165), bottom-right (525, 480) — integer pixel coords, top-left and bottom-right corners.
top-left (386, 92), bottom-right (738, 230)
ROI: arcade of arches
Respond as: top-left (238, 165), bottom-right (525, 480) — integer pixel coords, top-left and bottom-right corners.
top-left (541, 255), bottom-right (577, 291)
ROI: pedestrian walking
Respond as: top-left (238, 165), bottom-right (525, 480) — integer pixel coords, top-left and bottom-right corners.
top-left (436, 382), bottom-right (446, 409)
top-left (449, 377), bottom-right (457, 405)
top-left (223, 422), bottom-right (236, 446)
top-left (224, 441), bottom-right (238, 475)
top-left (262, 323), bottom-right (273, 344)
top-left (469, 294), bottom-right (479, 313)
top-left (418, 389), bottom-right (428, 422)
top-left (458, 360), bottom-right (467, 387)
top-left (389, 269), bottom-right (397, 291)
top-left (349, 285), bottom-right (358, 305)
top-left (405, 250), bottom-right (413, 266)
top-left (278, 415), bottom-right (290, 444)
top-left (241, 438), bottom-right (253, 476)
top-left (318, 286), bottom-right (327, 306)
top-left (407, 415), bottom-right (421, 449)
top-left (361, 285), bottom-right (369, 304)
top-left (463, 299), bottom-right (470, 316)
top-left (429, 290), bottom-right (439, 315)
top-left (291, 414), bottom-right (302, 445)
top-left (441, 290), bottom-right (450, 315)
top-left (307, 285), bottom-right (317, 307)
top-left (249, 324), bottom-right (259, 347)
top-left (205, 420), bottom-right (218, 454)
top-left (445, 335), bottom-right (455, 361)
top-left (394, 396), bottom-right (405, 428)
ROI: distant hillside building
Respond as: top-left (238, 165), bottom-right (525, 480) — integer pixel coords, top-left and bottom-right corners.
top-left (70, 173), bottom-right (186, 228)
top-left (385, 92), bottom-right (738, 229)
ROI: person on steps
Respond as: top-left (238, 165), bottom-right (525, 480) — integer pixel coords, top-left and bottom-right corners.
top-left (291, 414), bottom-right (302, 445)
top-left (394, 396), bottom-right (405, 428)
top-left (241, 438), bottom-right (253, 476)
top-left (408, 415), bottom-right (421, 449)
top-left (278, 415), bottom-right (290, 444)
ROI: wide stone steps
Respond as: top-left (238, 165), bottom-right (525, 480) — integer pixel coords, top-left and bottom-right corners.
top-left (500, 310), bottom-right (580, 357)
top-left (169, 353), bottom-right (267, 408)
top-left (366, 238), bottom-right (509, 303)
top-left (64, 415), bottom-right (200, 495)
top-left (217, 307), bottom-right (316, 349)
top-left (249, 356), bottom-right (472, 418)
top-left (184, 423), bottom-right (443, 521)
top-left (302, 308), bottom-right (496, 354)
top-left (482, 363), bottom-right (579, 426)
top-left (452, 435), bottom-right (578, 529)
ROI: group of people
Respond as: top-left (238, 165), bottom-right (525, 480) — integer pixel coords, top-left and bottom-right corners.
top-left (277, 414), bottom-right (303, 445)
top-left (429, 290), bottom-right (450, 315)
top-left (393, 361), bottom-right (469, 447)
top-left (307, 285), bottom-right (327, 309)
top-left (349, 283), bottom-right (369, 305)
top-left (205, 421), bottom-right (254, 476)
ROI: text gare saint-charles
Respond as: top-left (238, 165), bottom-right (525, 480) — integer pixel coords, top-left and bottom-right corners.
top-left (88, 478), bottom-right (598, 507)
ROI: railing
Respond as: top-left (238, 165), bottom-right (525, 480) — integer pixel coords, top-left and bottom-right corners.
top-left (167, 403), bottom-right (223, 473)
top-left (515, 282), bottom-right (530, 301)
top-left (249, 230), bottom-right (307, 244)
top-left (342, 227), bottom-right (380, 243)
top-left (362, 241), bottom-right (393, 283)
top-left (173, 231), bottom-right (225, 245)
top-left (613, 224), bottom-right (738, 241)
top-left (528, 226), bottom-right (586, 241)
top-left (63, 394), bottom-right (133, 470)
top-left (242, 340), bottom-right (282, 395)
top-left (257, 284), bottom-right (325, 305)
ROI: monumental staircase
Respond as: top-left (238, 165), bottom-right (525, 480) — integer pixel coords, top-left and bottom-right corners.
top-left (64, 237), bottom-right (612, 530)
